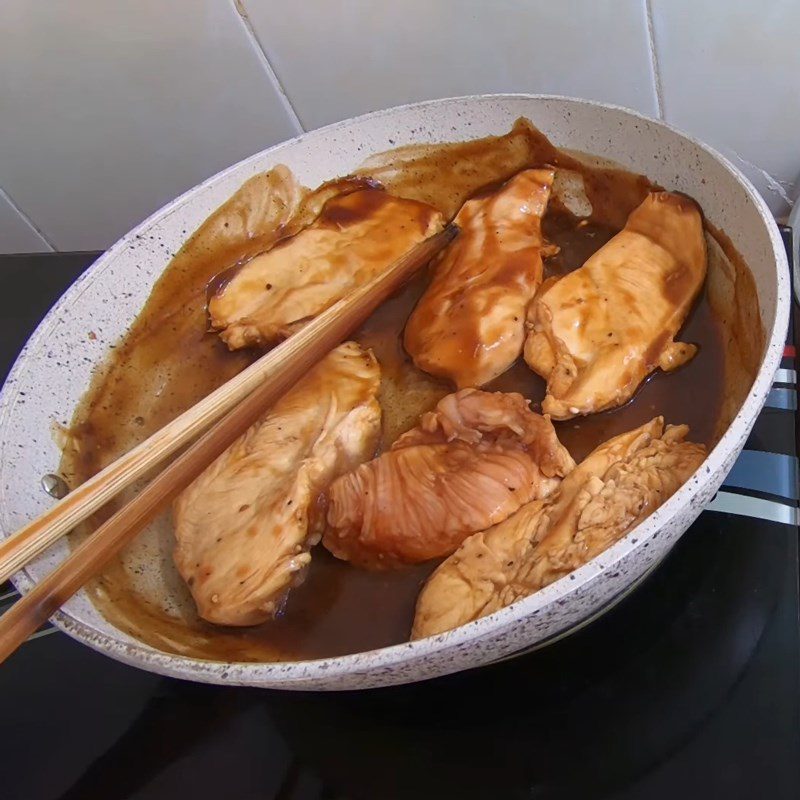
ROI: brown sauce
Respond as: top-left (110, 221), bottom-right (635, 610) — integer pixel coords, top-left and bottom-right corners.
top-left (316, 187), bottom-right (391, 228)
top-left (60, 120), bottom-right (734, 663)
top-left (356, 118), bottom-right (656, 228)
top-left (230, 552), bottom-right (437, 659)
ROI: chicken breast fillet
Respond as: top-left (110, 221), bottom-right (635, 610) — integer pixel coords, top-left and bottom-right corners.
top-left (404, 169), bottom-right (555, 388)
top-left (324, 389), bottom-right (575, 569)
top-left (524, 192), bottom-right (707, 419)
top-left (412, 417), bottom-right (706, 639)
top-left (209, 188), bottom-right (444, 350)
top-left (173, 342), bottom-right (381, 626)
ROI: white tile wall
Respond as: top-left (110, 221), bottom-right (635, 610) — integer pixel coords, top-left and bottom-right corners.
top-left (0, 190), bottom-right (52, 254)
top-left (651, 0), bottom-right (800, 215)
top-left (0, 0), bottom-right (300, 251)
top-left (242, 0), bottom-right (660, 129)
top-left (0, 0), bottom-right (797, 252)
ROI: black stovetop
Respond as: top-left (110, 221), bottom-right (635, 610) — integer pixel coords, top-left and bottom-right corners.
top-left (0, 246), bottom-right (798, 800)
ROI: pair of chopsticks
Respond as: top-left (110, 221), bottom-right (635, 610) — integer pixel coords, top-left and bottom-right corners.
top-left (0, 224), bottom-right (458, 663)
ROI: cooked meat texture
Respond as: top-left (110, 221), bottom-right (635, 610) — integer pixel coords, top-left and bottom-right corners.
top-left (404, 169), bottom-right (555, 388)
top-left (412, 417), bottom-right (706, 639)
top-left (524, 192), bottom-right (707, 419)
top-left (209, 188), bottom-right (444, 350)
top-left (324, 389), bottom-right (575, 569)
top-left (173, 342), bottom-right (381, 626)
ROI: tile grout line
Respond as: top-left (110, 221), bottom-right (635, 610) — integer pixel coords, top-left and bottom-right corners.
top-left (231, 0), bottom-right (306, 135)
top-left (0, 185), bottom-right (56, 252)
top-left (644, 0), bottom-right (665, 119)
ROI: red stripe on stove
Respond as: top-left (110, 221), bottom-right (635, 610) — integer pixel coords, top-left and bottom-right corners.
top-left (784, 344), bottom-right (795, 358)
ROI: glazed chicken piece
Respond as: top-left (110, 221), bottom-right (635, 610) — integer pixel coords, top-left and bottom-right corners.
top-left (404, 168), bottom-right (555, 388)
top-left (412, 417), bottom-right (706, 639)
top-left (524, 192), bottom-right (707, 419)
top-left (324, 389), bottom-right (575, 569)
top-left (209, 188), bottom-right (444, 350)
top-left (173, 342), bottom-right (381, 626)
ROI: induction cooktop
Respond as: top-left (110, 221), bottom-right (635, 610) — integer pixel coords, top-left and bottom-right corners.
top-left (0, 235), bottom-right (797, 800)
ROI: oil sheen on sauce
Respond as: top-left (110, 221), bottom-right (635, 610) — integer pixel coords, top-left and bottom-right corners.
top-left (61, 120), bottom-right (729, 663)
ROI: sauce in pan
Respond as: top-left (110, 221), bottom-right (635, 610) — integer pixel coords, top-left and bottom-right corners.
top-left (60, 121), bottom-right (731, 662)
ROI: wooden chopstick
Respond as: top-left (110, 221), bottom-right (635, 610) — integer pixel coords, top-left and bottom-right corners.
top-left (0, 224), bottom-right (457, 662)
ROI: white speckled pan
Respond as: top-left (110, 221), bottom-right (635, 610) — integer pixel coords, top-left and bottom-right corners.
top-left (0, 96), bottom-right (789, 690)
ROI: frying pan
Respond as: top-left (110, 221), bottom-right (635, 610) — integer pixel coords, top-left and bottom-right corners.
top-left (0, 95), bottom-right (789, 689)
